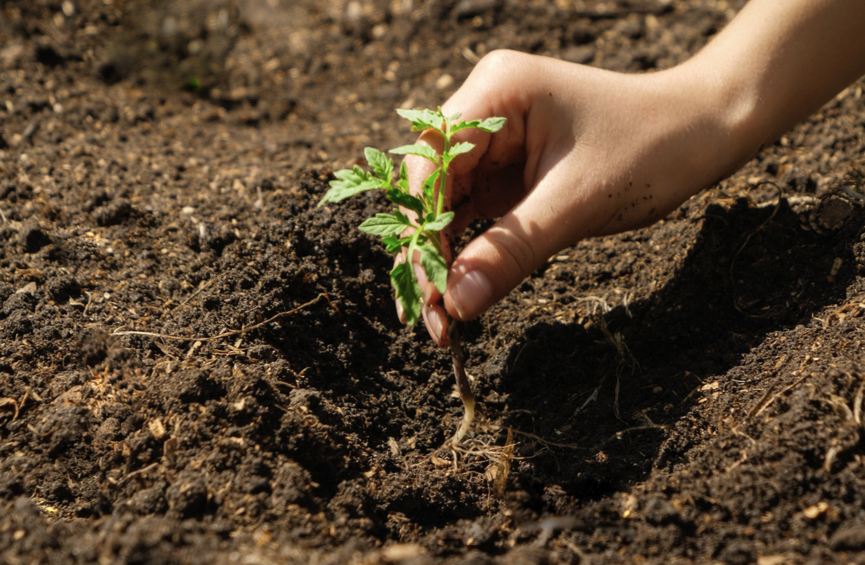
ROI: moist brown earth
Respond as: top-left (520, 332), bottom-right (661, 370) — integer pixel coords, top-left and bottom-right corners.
top-left (3, 1), bottom-right (865, 563)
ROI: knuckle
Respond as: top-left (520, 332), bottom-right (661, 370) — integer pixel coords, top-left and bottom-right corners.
top-left (487, 226), bottom-right (538, 281)
top-left (475, 49), bottom-right (525, 74)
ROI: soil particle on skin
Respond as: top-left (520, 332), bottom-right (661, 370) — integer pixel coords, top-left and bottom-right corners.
top-left (3, 0), bottom-right (865, 563)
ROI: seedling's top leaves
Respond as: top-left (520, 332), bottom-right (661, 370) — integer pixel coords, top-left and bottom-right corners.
top-left (443, 141), bottom-right (475, 166)
top-left (319, 166), bottom-right (384, 205)
top-left (452, 116), bottom-right (507, 134)
top-left (391, 261), bottom-right (422, 325)
top-left (358, 213), bottom-right (412, 237)
top-left (390, 144), bottom-right (438, 163)
top-left (319, 107), bottom-right (507, 328)
top-left (396, 108), bottom-right (444, 132)
top-left (476, 117), bottom-right (507, 132)
top-left (364, 147), bottom-right (393, 181)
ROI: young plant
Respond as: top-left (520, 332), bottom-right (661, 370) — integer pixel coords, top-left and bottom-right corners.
top-left (318, 107), bottom-right (506, 445)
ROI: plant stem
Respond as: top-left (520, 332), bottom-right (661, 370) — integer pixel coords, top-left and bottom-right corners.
top-left (436, 119), bottom-right (451, 218)
top-left (448, 320), bottom-right (475, 446)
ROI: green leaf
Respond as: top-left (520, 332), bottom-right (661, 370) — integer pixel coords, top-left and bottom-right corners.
top-left (391, 261), bottom-right (422, 325)
top-left (451, 116), bottom-right (507, 134)
top-left (386, 189), bottom-right (426, 217)
top-left (394, 209), bottom-right (412, 226)
top-left (421, 169), bottom-right (440, 210)
top-left (419, 243), bottom-right (448, 295)
top-left (364, 147), bottom-right (393, 182)
top-left (396, 108), bottom-right (444, 132)
top-left (382, 236), bottom-right (411, 254)
top-left (447, 141), bottom-right (475, 157)
top-left (443, 141), bottom-right (476, 166)
top-left (477, 117), bottom-right (507, 132)
top-left (318, 167), bottom-right (383, 205)
top-left (397, 160), bottom-right (409, 193)
top-left (389, 144), bottom-right (438, 163)
top-left (423, 211), bottom-right (454, 232)
top-left (451, 120), bottom-right (480, 134)
top-left (358, 213), bottom-right (411, 237)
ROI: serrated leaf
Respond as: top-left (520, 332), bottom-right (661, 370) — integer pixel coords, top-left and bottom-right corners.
top-left (358, 213), bottom-right (411, 237)
top-left (394, 209), bottom-right (411, 226)
top-left (333, 166), bottom-right (362, 181)
top-left (443, 141), bottom-right (475, 166)
top-left (318, 173), bottom-right (383, 205)
top-left (391, 261), bottom-right (422, 325)
top-left (450, 120), bottom-right (481, 134)
top-left (397, 160), bottom-right (409, 193)
top-left (451, 116), bottom-right (507, 134)
top-left (364, 147), bottom-right (393, 182)
top-left (477, 117), bottom-right (507, 132)
top-left (448, 141), bottom-right (475, 157)
top-left (419, 243), bottom-right (448, 295)
top-left (421, 169), bottom-right (440, 210)
top-left (386, 189), bottom-right (426, 217)
top-left (389, 144), bottom-right (438, 163)
top-left (396, 108), bottom-right (444, 132)
top-left (423, 211), bottom-right (454, 232)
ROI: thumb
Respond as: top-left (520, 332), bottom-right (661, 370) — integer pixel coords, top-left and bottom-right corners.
top-left (443, 189), bottom-right (570, 322)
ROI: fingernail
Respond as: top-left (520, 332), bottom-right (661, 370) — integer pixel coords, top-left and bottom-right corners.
top-left (395, 299), bottom-right (405, 324)
top-left (423, 304), bottom-right (445, 344)
top-left (449, 269), bottom-right (493, 321)
top-left (413, 263), bottom-right (434, 305)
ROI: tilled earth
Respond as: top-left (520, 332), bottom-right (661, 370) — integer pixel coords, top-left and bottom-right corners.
top-left (3, 0), bottom-right (865, 563)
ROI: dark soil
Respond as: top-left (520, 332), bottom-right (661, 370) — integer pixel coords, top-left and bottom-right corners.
top-left (3, 1), bottom-right (865, 563)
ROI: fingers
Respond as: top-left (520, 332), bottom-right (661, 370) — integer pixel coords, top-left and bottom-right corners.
top-left (443, 163), bottom-right (584, 322)
top-left (396, 50), bottom-right (551, 340)
top-left (393, 249), bottom-right (449, 345)
top-left (422, 303), bottom-right (449, 346)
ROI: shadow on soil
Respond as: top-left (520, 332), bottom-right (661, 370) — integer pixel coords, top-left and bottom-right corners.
top-left (481, 196), bottom-right (862, 500)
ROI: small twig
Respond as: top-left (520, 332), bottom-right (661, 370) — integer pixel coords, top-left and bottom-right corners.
top-left (853, 379), bottom-right (865, 426)
top-left (510, 429), bottom-right (586, 450)
top-left (0, 398), bottom-right (19, 420)
top-left (176, 279), bottom-right (212, 310)
top-left (492, 428), bottom-right (514, 499)
top-left (747, 370), bottom-right (812, 421)
top-left (119, 462), bottom-right (160, 485)
top-left (112, 293), bottom-right (336, 342)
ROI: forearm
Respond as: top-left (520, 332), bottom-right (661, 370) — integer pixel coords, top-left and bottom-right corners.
top-left (687, 0), bottom-right (865, 160)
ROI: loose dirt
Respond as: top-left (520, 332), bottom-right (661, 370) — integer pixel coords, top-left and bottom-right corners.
top-left (3, 1), bottom-right (865, 563)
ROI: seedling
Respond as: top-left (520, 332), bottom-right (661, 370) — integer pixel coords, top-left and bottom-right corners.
top-left (318, 107), bottom-right (506, 445)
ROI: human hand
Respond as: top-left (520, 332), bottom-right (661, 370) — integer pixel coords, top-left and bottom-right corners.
top-left (396, 49), bottom-right (764, 345)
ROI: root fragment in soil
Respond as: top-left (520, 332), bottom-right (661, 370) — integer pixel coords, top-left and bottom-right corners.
top-left (448, 320), bottom-right (476, 447)
top-left (111, 293), bottom-right (337, 342)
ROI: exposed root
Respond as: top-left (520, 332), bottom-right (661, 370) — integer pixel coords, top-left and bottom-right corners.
top-left (111, 293), bottom-right (337, 342)
top-left (747, 370), bottom-right (813, 421)
top-left (448, 321), bottom-right (476, 447)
